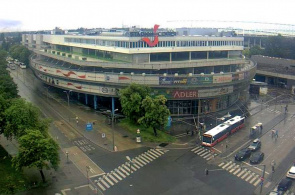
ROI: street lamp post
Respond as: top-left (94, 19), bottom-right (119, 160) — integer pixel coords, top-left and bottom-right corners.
top-left (44, 86), bottom-right (50, 100)
top-left (86, 166), bottom-right (90, 185)
top-left (63, 90), bottom-right (73, 107)
top-left (111, 109), bottom-right (118, 151)
top-left (66, 151), bottom-right (69, 164)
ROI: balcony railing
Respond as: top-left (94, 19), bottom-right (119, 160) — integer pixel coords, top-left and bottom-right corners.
top-left (30, 56), bottom-right (256, 87)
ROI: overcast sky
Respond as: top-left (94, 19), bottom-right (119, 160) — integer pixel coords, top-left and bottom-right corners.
top-left (1, 0), bottom-right (295, 32)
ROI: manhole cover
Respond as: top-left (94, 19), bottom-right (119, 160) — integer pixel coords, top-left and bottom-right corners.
top-left (159, 143), bottom-right (168, 147)
top-left (122, 135), bottom-right (128, 138)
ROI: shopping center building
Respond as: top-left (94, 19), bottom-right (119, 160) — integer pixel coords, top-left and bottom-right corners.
top-left (22, 25), bottom-right (256, 117)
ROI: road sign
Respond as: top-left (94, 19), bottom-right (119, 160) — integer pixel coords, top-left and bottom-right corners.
top-left (86, 123), bottom-right (93, 131)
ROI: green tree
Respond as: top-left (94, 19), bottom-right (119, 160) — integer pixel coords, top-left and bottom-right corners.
top-left (119, 83), bottom-right (151, 123)
top-left (138, 95), bottom-right (170, 136)
top-left (12, 130), bottom-right (60, 183)
top-left (4, 99), bottom-right (49, 139)
top-left (0, 95), bottom-right (9, 134)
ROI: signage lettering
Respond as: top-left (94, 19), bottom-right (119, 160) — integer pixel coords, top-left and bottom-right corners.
top-left (142, 24), bottom-right (160, 47)
top-left (172, 90), bottom-right (198, 99)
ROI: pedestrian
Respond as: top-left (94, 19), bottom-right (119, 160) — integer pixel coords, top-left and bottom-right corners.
top-left (271, 130), bottom-right (275, 139)
top-left (275, 130), bottom-right (278, 138)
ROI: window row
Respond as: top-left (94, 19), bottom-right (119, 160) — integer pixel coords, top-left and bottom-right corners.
top-left (64, 38), bottom-right (243, 48)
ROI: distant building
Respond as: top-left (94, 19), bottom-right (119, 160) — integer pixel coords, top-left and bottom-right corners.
top-left (252, 55), bottom-right (295, 88)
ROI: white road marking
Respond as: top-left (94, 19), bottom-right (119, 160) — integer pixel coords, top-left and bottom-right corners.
top-left (133, 159), bottom-right (144, 167)
top-left (203, 153), bottom-right (212, 159)
top-left (96, 182), bottom-right (106, 191)
top-left (197, 150), bottom-right (207, 155)
top-left (148, 150), bottom-right (160, 158)
top-left (111, 171), bottom-right (122, 181)
top-left (108, 173), bottom-right (118, 183)
top-left (245, 173), bottom-right (254, 182)
top-left (218, 162), bottom-right (225, 167)
top-left (194, 148), bottom-right (203, 153)
top-left (200, 151), bottom-right (209, 157)
top-left (205, 156), bottom-right (214, 161)
top-left (145, 152), bottom-right (156, 160)
top-left (253, 178), bottom-right (261, 186)
top-left (115, 168), bottom-right (126, 178)
top-left (119, 165), bottom-right (130, 176)
top-left (156, 149), bottom-right (165, 154)
top-left (233, 168), bottom-right (241, 175)
top-left (249, 175), bottom-right (259, 184)
top-left (104, 176), bottom-right (114, 186)
top-left (191, 147), bottom-right (200, 152)
top-left (151, 149), bottom-right (163, 156)
top-left (135, 157), bottom-right (147, 165)
top-left (140, 154), bottom-right (152, 163)
top-left (241, 171), bottom-right (250, 179)
top-left (100, 178), bottom-right (110, 188)
top-left (222, 161), bottom-right (232, 169)
top-left (131, 161), bottom-right (141, 169)
top-left (237, 169), bottom-right (246, 177)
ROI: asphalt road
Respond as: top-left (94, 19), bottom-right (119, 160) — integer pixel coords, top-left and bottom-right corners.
top-left (9, 66), bottom-right (295, 195)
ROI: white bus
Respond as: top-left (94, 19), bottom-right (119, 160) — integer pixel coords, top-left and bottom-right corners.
top-left (202, 116), bottom-right (245, 147)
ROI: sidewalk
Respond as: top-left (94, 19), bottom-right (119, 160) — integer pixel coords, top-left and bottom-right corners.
top-left (44, 89), bottom-right (143, 152)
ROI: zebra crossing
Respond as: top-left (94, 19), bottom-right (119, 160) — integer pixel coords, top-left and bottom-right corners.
top-left (191, 146), bottom-right (218, 161)
top-left (218, 161), bottom-right (262, 186)
top-left (94, 148), bottom-right (168, 192)
top-left (266, 108), bottom-right (281, 114)
top-left (73, 139), bottom-right (95, 152)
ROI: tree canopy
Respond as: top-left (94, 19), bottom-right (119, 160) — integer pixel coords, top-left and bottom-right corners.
top-left (3, 98), bottom-right (49, 139)
top-left (138, 95), bottom-right (170, 136)
top-left (119, 83), bottom-right (151, 123)
top-left (12, 130), bottom-right (59, 183)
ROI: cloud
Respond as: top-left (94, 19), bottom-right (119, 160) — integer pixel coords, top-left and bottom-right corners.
top-left (0, 19), bottom-right (22, 31)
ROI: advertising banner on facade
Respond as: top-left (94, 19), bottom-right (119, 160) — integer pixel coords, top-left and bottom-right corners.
top-left (189, 76), bottom-right (213, 85)
top-left (213, 75), bottom-right (232, 83)
top-left (159, 77), bottom-right (174, 85)
top-left (198, 86), bottom-right (233, 98)
top-left (160, 76), bottom-right (213, 86)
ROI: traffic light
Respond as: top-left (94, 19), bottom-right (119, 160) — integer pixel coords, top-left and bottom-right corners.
top-left (205, 168), bottom-right (209, 176)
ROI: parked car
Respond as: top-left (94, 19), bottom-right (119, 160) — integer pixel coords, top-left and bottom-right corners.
top-left (248, 138), bottom-right (261, 151)
top-left (278, 178), bottom-right (292, 192)
top-left (20, 63), bottom-right (26, 69)
top-left (235, 148), bottom-right (251, 161)
top-left (286, 165), bottom-right (295, 179)
top-left (249, 152), bottom-right (264, 164)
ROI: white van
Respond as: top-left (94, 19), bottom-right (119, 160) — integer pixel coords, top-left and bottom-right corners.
top-left (20, 63), bottom-right (26, 69)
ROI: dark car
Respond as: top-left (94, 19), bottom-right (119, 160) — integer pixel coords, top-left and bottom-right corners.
top-left (249, 152), bottom-right (264, 164)
top-left (235, 148), bottom-right (251, 161)
top-left (278, 178), bottom-right (292, 192)
top-left (248, 139), bottom-right (261, 151)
